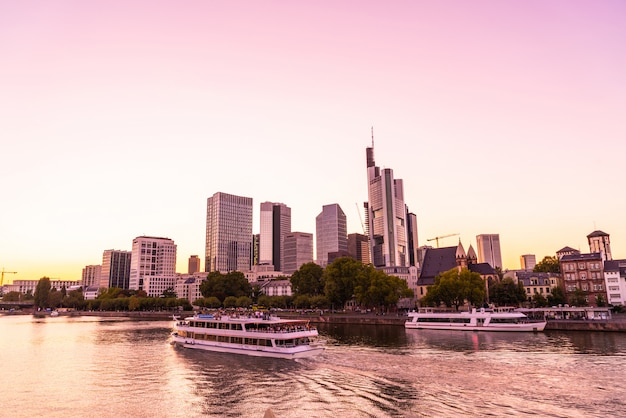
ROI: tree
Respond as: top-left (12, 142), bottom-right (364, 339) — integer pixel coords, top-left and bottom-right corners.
top-left (290, 262), bottom-right (324, 296)
top-left (595, 293), bottom-right (607, 307)
top-left (532, 293), bottom-right (549, 307)
top-left (48, 289), bottom-right (63, 309)
top-left (223, 296), bottom-right (237, 308)
top-left (2, 291), bottom-right (21, 302)
top-left (534, 256), bottom-right (561, 273)
top-left (200, 271), bottom-right (252, 302)
top-left (354, 266), bottom-right (413, 311)
top-left (421, 268), bottom-right (485, 311)
top-left (569, 288), bottom-right (588, 307)
top-left (34, 277), bottom-right (52, 309)
top-left (489, 278), bottom-right (526, 307)
top-left (547, 286), bottom-right (567, 306)
top-left (161, 288), bottom-right (177, 298)
top-left (323, 257), bottom-right (364, 309)
top-left (236, 296), bottom-right (252, 308)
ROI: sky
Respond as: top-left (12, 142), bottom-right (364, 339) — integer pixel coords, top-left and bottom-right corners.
top-left (1, 1), bottom-right (625, 283)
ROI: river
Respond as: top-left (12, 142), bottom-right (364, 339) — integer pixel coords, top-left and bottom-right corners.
top-left (2, 315), bottom-right (625, 417)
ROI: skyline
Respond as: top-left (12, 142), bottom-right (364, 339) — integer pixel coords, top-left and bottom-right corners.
top-left (2, 1), bottom-right (625, 283)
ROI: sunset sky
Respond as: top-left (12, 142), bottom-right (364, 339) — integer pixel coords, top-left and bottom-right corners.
top-left (2, 1), bottom-right (625, 283)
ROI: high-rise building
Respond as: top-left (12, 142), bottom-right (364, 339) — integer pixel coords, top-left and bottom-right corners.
top-left (476, 234), bottom-right (503, 269)
top-left (406, 211), bottom-right (419, 267)
top-left (365, 142), bottom-right (410, 268)
top-left (188, 255), bottom-right (201, 274)
top-left (100, 249), bottom-right (132, 289)
top-left (587, 230), bottom-right (612, 261)
top-left (82, 265), bottom-right (102, 288)
top-left (259, 202), bottom-right (291, 271)
top-left (316, 204), bottom-right (348, 267)
top-left (348, 233), bottom-right (370, 265)
top-left (205, 192), bottom-right (253, 273)
top-left (283, 232), bottom-right (314, 275)
top-left (520, 254), bottom-right (536, 271)
top-left (129, 236), bottom-right (177, 291)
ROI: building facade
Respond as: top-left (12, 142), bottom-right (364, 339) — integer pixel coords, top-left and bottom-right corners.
top-left (347, 233), bottom-right (370, 265)
top-left (82, 265), bottom-right (102, 288)
top-left (315, 204), bottom-right (347, 267)
top-left (205, 192), bottom-right (253, 273)
top-left (520, 254), bottom-right (536, 271)
top-left (259, 202), bottom-right (291, 271)
top-left (129, 236), bottom-right (177, 292)
top-left (188, 255), bottom-right (201, 274)
top-left (100, 249), bottom-right (132, 289)
top-left (604, 260), bottom-right (626, 306)
top-left (365, 144), bottom-right (410, 268)
top-left (560, 252), bottom-right (606, 306)
top-left (587, 230), bottom-right (612, 261)
top-left (476, 234), bottom-right (503, 269)
top-left (283, 232), bottom-right (314, 275)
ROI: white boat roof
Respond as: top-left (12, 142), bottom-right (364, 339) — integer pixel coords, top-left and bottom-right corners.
top-left (186, 314), bottom-right (310, 325)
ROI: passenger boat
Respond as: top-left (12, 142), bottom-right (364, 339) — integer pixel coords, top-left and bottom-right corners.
top-left (171, 312), bottom-right (324, 359)
top-left (405, 307), bottom-right (546, 332)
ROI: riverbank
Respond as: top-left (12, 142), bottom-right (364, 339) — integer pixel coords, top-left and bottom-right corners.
top-left (23, 310), bottom-right (626, 332)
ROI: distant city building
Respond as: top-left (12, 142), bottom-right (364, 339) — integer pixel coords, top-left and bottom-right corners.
top-left (82, 265), bottom-right (101, 288)
top-left (604, 259), bottom-right (626, 306)
top-left (188, 255), bottom-right (201, 274)
top-left (260, 279), bottom-right (292, 297)
top-left (587, 230), bottom-right (612, 261)
top-left (365, 141), bottom-right (413, 268)
top-left (259, 202), bottom-right (291, 271)
top-left (476, 234), bottom-right (503, 269)
top-left (560, 252), bottom-right (606, 306)
top-left (174, 272), bottom-right (208, 303)
top-left (520, 254), bottom-right (536, 271)
top-left (556, 246), bottom-right (579, 259)
top-left (347, 233), bottom-right (370, 265)
top-left (100, 249), bottom-right (132, 289)
top-left (244, 264), bottom-right (285, 283)
top-left (205, 192), bottom-right (253, 273)
top-left (283, 232), bottom-right (314, 275)
top-left (406, 211), bottom-right (419, 267)
top-left (5, 279), bottom-right (80, 295)
top-left (129, 236), bottom-right (177, 293)
top-left (505, 271), bottom-right (561, 304)
top-left (315, 204), bottom-right (347, 267)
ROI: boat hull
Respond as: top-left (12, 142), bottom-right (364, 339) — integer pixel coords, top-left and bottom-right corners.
top-left (171, 336), bottom-right (324, 359)
top-left (404, 321), bottom-right (546, 332)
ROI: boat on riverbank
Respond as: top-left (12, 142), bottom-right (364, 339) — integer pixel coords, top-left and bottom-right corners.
top-left (171, 312), bottom-right (324, 359)
top-left (405, 308), bottom-right (546, 332)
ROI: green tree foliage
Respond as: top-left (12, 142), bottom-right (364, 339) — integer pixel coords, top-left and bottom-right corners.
top-left (161, 288), bottom-right (177, 298)
top-left (310, 295), bottom-right (329, 309)
top-left (290, 262), bottom-right (325, 296)
top-left (293, 294), bottom-right (310, 309)
top-left (489, 278), bottom-right (527, 307)
top-left (596, 293), bottom-right (607, 307)
top-left (2, 291), bottom-right (21, 302)
top-left (323, 257), bottom-right (364, 308)
top-left (354, 266), bottom-right (413, 310)
top-left (421, 268), bottom-right (486, 311)
top-left (532, 293), bottom-right (549, 307)
top-left (569, 288), bottom-right (588, 307)
top-left (236, 296), bottom-right (252, 308)
top-left (547, 286), bottom-right (567, 306)
top-left (63, 289), bottom-right (86, 310)
top-left (200, 271), bottom-right (252, 302)
top-left (48, 289), bottom-right (63, 308)
top-left (34, 277), bottom-right (52, 309)
top-left (194, 296), bottom-right (221, 308)
top-left (223, 296), bottom-right (237, 308)
top-left (533, 256), bottom-right (561, 273)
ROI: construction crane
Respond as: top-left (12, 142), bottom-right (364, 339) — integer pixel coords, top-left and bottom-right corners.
top-left (355, 203), bottom-right (367, 235)
top-left (426, 233), bottom-right (459, 248)
top-left (1, 268), bottom-right (17, 286)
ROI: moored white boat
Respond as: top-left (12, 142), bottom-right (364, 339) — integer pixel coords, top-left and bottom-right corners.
top-left (172, 312), bottom-right (324, 359)
top-left (405, 307), bottom-right (546, 332)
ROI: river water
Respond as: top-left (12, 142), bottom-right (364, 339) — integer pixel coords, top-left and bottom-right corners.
top-left (2, 315), bottom-right (625, 418)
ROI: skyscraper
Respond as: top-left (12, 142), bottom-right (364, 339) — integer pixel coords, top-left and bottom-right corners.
top-left (259, 202), bottom-right (291, 271)
top-left (520, 254), bottom-right (536, 271)
top-left (347, 233), bottom-right (370, 265)
top-left (205, 192), bottom-right (253, 273)
top-left (129, 236), bottom-right (177, 291)
top-left (365, 141), bottom-right (410, 268)
top-left (100, 249), bottom-right (132, 289)
top-left (188, 255), bottom-right (201, 274)
top-left (82, 265), bottom-right (102, 288)
top-left (316, 203), bottom-right (348, 267)
top-left (476, 234), bottom-right (503, 269)
top-left (283, 232), bottom-right (314, 275)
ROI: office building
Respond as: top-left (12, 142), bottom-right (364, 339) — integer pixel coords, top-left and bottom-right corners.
top-left (82, 265), bottom-right (101, 288)
top-left (365, 142), bottom-right (410, 268)
top-left (100, 249), bottom-right (132, 289)
top-left (206, 192), bottom-right (253, 273)
top-left (316, 204), bottom-right (347, 267)
top-left (259, 202), bottom-right (291, 271)
top-left (476, 234), bottom-right (503, 269)
top-left (129, 236), bottom-right (177, 292)
top-left (283, 232), bottom-right (314, 275)
top-left (347, 233), bottom-right (370, 265)
top-left (520, 254), bottom-right (536, 271)
top-left (188, 255), bottom-right (201, 274)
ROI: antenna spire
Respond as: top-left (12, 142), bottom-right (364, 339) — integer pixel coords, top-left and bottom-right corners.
top-left (371, 126), bottom-right (374, 148)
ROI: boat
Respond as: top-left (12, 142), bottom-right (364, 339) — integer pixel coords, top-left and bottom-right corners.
top-left (171, 312), bottom-right (325, 359)
top-left (405, 307), bottom-right (546, 332)
top-left (50, 310), bottom-right (59, 317)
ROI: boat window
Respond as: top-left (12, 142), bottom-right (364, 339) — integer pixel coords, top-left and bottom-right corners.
top-left (230, 324), bottom-right (242, 331)
top-left (217, 335), bottom-right (229, 343)
top-left (231, 337), bottom-right (243, 344)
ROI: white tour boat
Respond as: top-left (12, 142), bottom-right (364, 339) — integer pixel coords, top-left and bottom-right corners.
top-left (405, 307), bottom-right (546, 332)
top-left (172, 312), bottom-right (325, 359)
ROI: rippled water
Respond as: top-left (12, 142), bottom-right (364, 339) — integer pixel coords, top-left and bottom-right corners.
top-left (2, 315), bottom-right (625, 417)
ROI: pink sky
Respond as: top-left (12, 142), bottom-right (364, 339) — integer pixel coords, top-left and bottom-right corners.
top-left (1, 1), bottom-right (625, 282)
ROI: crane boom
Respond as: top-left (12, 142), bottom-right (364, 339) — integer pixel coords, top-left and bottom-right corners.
top-left (1, 268), bottom-right (18, 286)
top-left (426, 233), bottom-right (459, 248)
